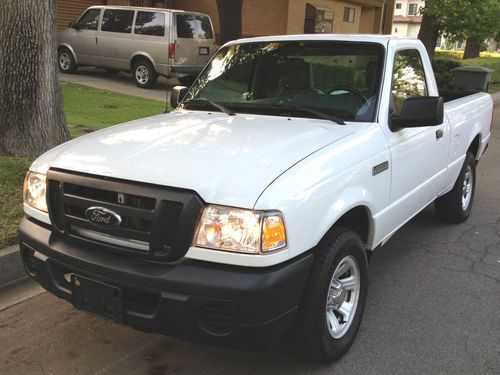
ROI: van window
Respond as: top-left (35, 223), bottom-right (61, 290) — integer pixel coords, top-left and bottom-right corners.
top-left (101, 9), bottom-right (134, 33)
top-left (176, 14), bottom-right (213, 39)
top-left (76, 9), bottom-right (101, 30)
top-left (135, 11), bottom-right (165, 36)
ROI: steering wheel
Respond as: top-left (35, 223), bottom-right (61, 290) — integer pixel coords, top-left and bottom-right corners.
top-left (328, 85), bottom-right (367, 106)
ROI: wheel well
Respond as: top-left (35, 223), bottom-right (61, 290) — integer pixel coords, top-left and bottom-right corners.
top-left (131, 55), bottom-right (153, 70)
top-left (468, 135), bottom-right (480, 159)
top-left (333, 206), bottom-right (370, 244)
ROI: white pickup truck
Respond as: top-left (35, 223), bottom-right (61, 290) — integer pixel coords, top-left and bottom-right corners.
top-left (20, 35), bottom-right (493, 362)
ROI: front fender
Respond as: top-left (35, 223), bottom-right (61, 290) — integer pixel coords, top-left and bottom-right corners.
top-left (254, 124), bottom-right (391, 258)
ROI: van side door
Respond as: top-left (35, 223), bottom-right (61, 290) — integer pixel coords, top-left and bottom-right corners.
top-left (98, 8), bottom-right (135, 70)
top-left (72, 8), bottom-right (102, 65)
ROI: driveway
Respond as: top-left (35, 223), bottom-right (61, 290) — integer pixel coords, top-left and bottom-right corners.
top-left (1, 106), bottom-right (499, 375)
top-left (60, 67), bottom-right (175, 102)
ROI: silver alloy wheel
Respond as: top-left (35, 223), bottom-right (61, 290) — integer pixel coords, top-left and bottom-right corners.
top-left (135, 65), bottom-right (149, 85)
top-left (325, 255), bottom-right (361, 339)
top-left (462, 165), bottom-right (473, 210)
top-left (59, 52), bottom-right (71, 71)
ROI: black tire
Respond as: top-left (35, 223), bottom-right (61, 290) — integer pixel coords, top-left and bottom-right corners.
top-left (58, 48), bottom-right (77, 74)
top-left (435, 151), bottom-right (476, 223)
top-left (294, 227), bottom-right (368, 363)
top-left (132, 59), bottom-right (158, 89)
top-left (177, 75), bottom-right (196, 86)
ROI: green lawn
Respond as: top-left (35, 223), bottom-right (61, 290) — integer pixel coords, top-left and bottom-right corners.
top-left (0, 82), bottom-right (164, 248)
top-left (62, 81), bottom-right (165, 137)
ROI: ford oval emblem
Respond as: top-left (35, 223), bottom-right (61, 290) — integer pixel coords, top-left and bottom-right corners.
top-left (84, 207), bottom-right (122, 229)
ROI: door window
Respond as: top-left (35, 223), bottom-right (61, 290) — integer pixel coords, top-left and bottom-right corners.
top-left (76, 9), bottom-right (101, 30)
top-left (391, 49), bottom-right (428, 113)
top-left (135, 11), bottom-right (165, 36)
top-left (176, 14), bottom-right (213, 39)
top-left (101, 9), bottom-right (134, 33)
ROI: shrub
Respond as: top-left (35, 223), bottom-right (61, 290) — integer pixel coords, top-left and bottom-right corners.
top-left (432, 55), bottom-right (462, 90)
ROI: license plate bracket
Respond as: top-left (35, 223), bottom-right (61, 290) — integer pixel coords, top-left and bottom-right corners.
top-left (71, 275), bottom-right (123, 323)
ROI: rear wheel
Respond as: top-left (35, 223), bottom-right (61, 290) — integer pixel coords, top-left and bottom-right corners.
top-left (132, 59), bottom-right (158, 89)
top-left (294, 227), bottom-right (368, 362)
top-left (58, 48), bottom-right (76, 74)
top-left (435, 151), bottom-right (476, 223)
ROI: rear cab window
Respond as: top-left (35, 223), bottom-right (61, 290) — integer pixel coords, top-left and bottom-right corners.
top-left (101, 9), bottom-right (134, 33)
top-left (135, 11), bottom-right (165, 36)
top-left (176, 14), bottom-right (213, 39)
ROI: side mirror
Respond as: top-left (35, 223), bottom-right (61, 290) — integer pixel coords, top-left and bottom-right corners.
top-left (390, 96), bottom-right (444, 129)
top-left (169, 86), bottom-right (189, 108)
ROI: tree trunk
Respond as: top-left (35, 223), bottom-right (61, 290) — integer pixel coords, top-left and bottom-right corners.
top-left (463, 38), bottom-right (481, 59)
top-left (0, 0), bottom-right (69, 157)
top-left (417, 13), bottom-right (440, 60)
top-left (216, 0), bottom-right (243, 44)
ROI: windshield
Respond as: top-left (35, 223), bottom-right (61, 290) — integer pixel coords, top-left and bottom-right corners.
top-left (184, 41), bottom-right (385, 122)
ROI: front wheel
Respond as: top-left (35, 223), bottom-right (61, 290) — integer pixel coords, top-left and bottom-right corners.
top-left (294, 227), bottom-right (368, 362)
top-left (58, 48), bottom-right (76, 74)
top-left (435, 151), bottom-right (476, 223)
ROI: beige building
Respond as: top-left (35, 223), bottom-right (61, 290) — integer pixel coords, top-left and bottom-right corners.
top-left (58, 0), bottom-right (396, 41)
top-left (391, 0), bottom-right (423, 38)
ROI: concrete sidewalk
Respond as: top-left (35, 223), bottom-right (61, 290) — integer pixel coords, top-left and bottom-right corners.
top-left (59, 67), bottom-right (175, 103)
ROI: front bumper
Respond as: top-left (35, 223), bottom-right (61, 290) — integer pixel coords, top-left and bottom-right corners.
top-left (19, 217), bottom-right (313, 349)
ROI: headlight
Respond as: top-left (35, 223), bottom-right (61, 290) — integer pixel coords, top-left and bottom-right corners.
top-left (194, 205), bottom-right (287, 254)
top-left (23, 172), bottom-right (48, 212)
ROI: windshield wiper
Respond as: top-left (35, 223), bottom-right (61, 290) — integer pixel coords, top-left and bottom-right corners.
top-left (182, 98), bottom-right (236, 116)
top-left (271, 101), bottom-right (345, 125)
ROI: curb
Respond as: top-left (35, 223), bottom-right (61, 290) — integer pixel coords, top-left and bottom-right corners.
top-left (0, 245), bottom-right (28, 290)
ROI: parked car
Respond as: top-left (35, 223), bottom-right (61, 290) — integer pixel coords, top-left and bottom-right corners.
top-left (22, 35), bottom-right (493, 362)
top-left (57, 6), bottom-right (215, 88)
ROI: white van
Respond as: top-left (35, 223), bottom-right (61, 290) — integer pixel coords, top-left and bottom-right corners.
top-left (58, 6), bottom-right (216, 88)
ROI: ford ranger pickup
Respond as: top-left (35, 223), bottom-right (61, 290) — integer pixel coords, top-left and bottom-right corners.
top-left (20, 35), bottom-right (493, 362)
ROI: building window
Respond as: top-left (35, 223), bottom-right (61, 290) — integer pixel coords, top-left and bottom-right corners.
top-left (304, 4), bottom-right (334, 33)
top-left (396, 3), bottom-right (402, 9)
top-left (408, 4), bottom-right (418, 15)
top-left (343, 7), bottom-right (355, 23)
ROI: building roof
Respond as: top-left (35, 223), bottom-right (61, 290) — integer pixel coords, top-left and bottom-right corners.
top-left (393, 15), bottom-right (423, 24)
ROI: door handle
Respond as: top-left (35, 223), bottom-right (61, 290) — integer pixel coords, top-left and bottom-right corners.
top-left (436, 129), bottom-right (444, 139)
top-left (95, 37), bottom-right (98, 45)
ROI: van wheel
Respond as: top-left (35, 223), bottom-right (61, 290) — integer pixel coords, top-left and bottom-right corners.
top-left (294, 227), bottom-right (368, 363)
top-left (435, 151), bottom-right (476, 223)
top-left (58, 48), bottom-right (76, 74)
top-left (132, 59), bottom-right (157, 89)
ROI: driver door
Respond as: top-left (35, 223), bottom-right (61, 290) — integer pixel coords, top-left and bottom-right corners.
top-left (72, 8), bottom-right (101, 66)
top-left (385, 49), bottom-right (448, 224)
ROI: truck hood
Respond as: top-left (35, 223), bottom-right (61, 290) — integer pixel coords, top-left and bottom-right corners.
top-left (32, 110), bottom-right (357, 208)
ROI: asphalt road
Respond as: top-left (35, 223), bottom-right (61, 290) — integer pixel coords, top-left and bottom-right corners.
top-left (1, 106), bottom-right (499, 375)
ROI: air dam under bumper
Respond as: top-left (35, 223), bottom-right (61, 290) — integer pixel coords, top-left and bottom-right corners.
top-left (19, 217), bottom-right (313, 349)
